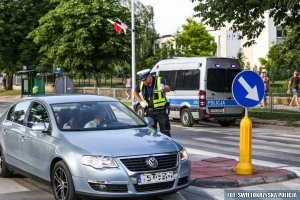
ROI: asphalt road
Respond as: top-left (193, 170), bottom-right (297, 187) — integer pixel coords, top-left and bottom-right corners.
top-left (1, 102), bottom-right (300, 200)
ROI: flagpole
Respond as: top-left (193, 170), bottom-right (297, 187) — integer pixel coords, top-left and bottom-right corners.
top-left (131, 0), bottom-right (136, 104)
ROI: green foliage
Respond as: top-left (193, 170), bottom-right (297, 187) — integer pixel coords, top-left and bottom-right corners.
top-left (175, 19), bottom-right (216, 56)
top-left (249, 109), bottom-right (300, 124)
top-left (145, 39), bottom-right (176, 68)
top-left (0, 0), bottom-right (52, 88)
top-left (237, 48), bottom-right (250, 70)
top-left (269, 80), bottom-right (289, 93)
top-left (29, 0), bottom-right (131, 75)
top-left (258, 26), bottom-right (300, 81)
top-left (134, 1), bottom-right (157, 72)
top-left (192, 0), bottom-right (300, 46)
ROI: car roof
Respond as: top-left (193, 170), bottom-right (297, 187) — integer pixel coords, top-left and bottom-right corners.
top-left (20, 94), bottom-right (118, 104)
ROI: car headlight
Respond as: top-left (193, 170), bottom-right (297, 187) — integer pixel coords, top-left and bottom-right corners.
top-left (82, 156), bottom-right (118, 169)
top-left (180, 148), bottom-right (188, 161)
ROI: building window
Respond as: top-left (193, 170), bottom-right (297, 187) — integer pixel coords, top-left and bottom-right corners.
top-left (154, 44), bottom-right (159, 49)
top-left (232, 33), bottom-right (237, 40)
top-left (227, 34), bottom-right (232, 40)
top-left (276, 27), bottom-right (283, 44)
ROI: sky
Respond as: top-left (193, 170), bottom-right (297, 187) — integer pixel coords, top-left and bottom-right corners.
top-left (138, 0), bottom-right (197, 36)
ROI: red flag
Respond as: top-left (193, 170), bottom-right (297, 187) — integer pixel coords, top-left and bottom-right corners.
top-left (116, 18), bottom-right (129, 34)
top-left (113, 23), bottom-right (123, 33)
top-left (107, 19), bottom-right (123, 33)
top-left (107, 19), bottom-right (130, 34)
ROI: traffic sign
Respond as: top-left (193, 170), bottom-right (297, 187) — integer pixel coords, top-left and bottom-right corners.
top-left (232, 70), bottom-right (264, 108)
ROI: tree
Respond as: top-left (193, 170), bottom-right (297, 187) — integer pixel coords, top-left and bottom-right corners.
top-left (145, 39), bottom-right (176, 68)
top-left (263, 26), bottom-right (300, 80)
top-left (175, 18), bottom-right (216, 57)
top-left (192, 0), bottom-right (300, 46)
top-left (237, 48), bottom-right (250, 70)
top-left (0, 0), bottom-right (52, 90)
top-left (29, 0), bottom-right (132, 85)
top-left (134, 1), bottom-right (158, 71)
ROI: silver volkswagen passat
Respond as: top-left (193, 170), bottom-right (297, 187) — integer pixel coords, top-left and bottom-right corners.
top-left (0, 95), bottom-right (190, 200)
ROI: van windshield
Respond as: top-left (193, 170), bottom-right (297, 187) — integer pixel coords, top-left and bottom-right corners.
top-left (206, 59), bottom-right (241, 93)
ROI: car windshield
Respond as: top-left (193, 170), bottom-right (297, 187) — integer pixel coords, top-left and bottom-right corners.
top-left (51, 101), bottom-right (147, 131)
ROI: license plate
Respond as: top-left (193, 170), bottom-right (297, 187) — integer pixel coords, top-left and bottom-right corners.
top-left (137, 171), bottom-right (174, 185)
top-left (209, 108), bottom-right (224, 113)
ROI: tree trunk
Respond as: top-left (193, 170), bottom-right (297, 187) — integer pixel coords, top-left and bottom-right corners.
top-left (6, 75), bottom-right (14, 90)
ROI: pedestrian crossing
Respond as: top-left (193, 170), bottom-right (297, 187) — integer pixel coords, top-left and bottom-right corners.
top-left (171, 124), bottom-right (300, 176)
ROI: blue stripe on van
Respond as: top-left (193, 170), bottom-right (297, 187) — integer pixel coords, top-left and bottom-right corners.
top-left (168, 98), bottom-right (239, 107)
top-left (206, 99), bottom-right (239, 107)
top-left (168, 98), bottom-right (199, 106)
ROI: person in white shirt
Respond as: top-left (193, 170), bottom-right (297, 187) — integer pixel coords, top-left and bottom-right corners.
top-left (84, 108), bottom-right (107, 128)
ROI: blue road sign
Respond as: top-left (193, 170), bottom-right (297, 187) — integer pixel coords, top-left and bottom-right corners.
top-left (232, 70), bottom-right (265, 108)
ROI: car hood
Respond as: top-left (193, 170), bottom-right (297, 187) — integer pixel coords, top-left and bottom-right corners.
top-left (61, 128), bottom-right (180, 157)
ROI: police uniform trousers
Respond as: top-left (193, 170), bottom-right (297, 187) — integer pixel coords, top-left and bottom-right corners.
top-left (145, 108), bottom-right (171, 137)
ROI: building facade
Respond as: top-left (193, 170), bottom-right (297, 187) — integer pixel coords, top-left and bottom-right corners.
top-left (153, 35), bottom-right (176, 53)
top-left (209, 12), bottom-right (282, 69)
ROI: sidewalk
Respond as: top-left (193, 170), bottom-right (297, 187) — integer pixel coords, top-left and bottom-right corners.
top-left (190, 157), bottom-right (298, 188)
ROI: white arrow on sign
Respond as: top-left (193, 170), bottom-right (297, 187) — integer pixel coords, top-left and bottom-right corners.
top-left (238, 76), bottom-right (259, 101)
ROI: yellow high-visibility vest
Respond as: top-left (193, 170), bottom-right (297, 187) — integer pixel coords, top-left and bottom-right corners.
top-left (139, 76), bottom-right (167, 109)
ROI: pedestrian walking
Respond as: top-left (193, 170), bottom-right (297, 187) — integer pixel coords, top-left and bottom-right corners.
top-left (133, 69), bottom-right (171, 137)
top-left (288, 70), bottom-right (299, 107)
top-left (260, 69), bottom-right (270, 108)
top-left (124, 75), bottom-right (131, 100)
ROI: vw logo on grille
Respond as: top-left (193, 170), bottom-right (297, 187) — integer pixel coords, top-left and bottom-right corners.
top-left (145, 157), bottom-right (158, 169)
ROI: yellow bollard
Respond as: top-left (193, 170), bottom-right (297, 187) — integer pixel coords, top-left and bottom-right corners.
top-left (236, 115), bottom-right (254, 175)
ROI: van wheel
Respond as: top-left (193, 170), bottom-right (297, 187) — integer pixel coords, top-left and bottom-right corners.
top-left (136, 105), bottom-right (145, 117)
top-left (180, 108), bottom-right (193, 127)
top-left (0, 146), bottom-right (13, 177)
top-left (218, 120), bottom-right (235, 127)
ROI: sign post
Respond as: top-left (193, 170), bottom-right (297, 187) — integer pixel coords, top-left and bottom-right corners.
top-left (232, 70), bottom-right (264, 175)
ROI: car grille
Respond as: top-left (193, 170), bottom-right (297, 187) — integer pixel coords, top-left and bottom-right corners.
top-left (120, 154), bottom-right (178, 172)
top-left (134, 181), bottom-right (175, 192)
top-left (88, 183), bottom-right (128, 192)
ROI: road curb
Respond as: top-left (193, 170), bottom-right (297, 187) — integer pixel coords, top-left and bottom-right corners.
top-left (191, 177), bottom-right (238, 188)
top-left (190, 157), bottom-right (298, 188)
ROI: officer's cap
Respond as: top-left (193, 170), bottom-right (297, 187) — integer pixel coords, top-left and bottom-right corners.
top-left (137, 69), bottom-right (151, 80)
top-left (261, 69), bottom-right (267, 73)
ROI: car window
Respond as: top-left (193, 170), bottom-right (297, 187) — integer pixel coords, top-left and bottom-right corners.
top-left (51, 101), bottom-right (147, 131)
top-left (26, 102), bottom-right (50, 129)
top-left (7, 101), bottom-right (31, 125)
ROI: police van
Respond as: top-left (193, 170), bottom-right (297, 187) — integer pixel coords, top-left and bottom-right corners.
top-left (134, 57), bottom-right (244, 127)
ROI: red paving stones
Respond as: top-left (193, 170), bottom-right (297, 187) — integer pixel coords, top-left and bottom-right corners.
top-left (190, 157), bottom-right (298, 188)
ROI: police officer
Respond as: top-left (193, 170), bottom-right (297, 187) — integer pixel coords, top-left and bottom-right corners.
top-left (133, 69), bottom-right (171, 137)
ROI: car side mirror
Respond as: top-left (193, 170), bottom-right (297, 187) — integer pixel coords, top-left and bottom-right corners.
top-left (144, 117), bottom-right (154, 126)
top-left (32, 123), bottom-right (48, 132)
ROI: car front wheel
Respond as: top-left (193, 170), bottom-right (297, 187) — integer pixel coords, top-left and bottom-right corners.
top-left (51, 161), bottom-right (79, 200)
top-left (0, 147), bottom-right (13, 177)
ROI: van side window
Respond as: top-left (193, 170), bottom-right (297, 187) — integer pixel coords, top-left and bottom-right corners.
top-left (159, 71), bottom-right (176, 90)
top-left (175, 70), bottom-right (200, 90)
